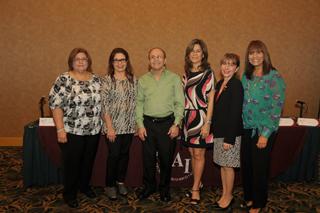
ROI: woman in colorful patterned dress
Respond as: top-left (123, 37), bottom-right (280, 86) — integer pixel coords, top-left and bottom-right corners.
top-left (101, 48), bottom-right (137, 200)
top-left (241, 40), bottom-right (285, 213)
top-left (49, 48), bottom-right (102, 208)
top-left (182, 39), bottom-right (214, 204)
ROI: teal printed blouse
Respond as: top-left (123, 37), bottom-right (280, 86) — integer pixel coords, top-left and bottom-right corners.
top-left (242, 70), bottom-right (286, 138)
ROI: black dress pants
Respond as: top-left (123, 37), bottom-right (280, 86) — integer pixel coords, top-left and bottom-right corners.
top-left (241, 129), bottom-right (276, 208)
top-left (106, 133), bottom-right (133, 187)
top-left (59, 133), bottom-right (100, 201)
top-left (142, 116), bottom-right (176, 194)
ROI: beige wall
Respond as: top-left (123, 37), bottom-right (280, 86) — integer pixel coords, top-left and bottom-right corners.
top-left (1, 0), bottom-right (319, 137)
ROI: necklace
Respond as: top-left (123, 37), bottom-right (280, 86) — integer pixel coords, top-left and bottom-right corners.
top-left (245, 76), bottom-right (262, 104)
top-left (215, 79), bottom-right (229, 102)
top-left (250, 76), bottom-right (262, 89)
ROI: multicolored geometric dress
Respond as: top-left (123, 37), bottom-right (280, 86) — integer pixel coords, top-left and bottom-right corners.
top-left (182, 69), bottom-right (214, 148)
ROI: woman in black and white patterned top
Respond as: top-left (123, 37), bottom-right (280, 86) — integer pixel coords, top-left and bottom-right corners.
top-left (101, 48), bottom-right (137, 200)
top-left (49, 48), bottom-right (102, 208)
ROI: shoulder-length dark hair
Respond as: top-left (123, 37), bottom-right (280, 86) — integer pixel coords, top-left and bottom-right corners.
top-left (244, 40), bottom-right (275, 80)
top-left (184, 39), bottom-right (210, 76)
top-left (107, 48), bottom-right (134, 83)
top-left (68, 48), bottom-right (92, 72)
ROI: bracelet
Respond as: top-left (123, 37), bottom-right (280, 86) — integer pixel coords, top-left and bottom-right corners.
top-left (206, 120), bottom-right (212, 124)
top-left (57, 128), bottom-right (65, 133)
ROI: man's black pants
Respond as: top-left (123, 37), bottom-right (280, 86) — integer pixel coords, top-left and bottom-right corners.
top-left (142, 115), bottom-right (176, 194)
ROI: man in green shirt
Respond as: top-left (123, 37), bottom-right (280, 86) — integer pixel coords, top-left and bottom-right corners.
top-left (136, 47), bottom-right (184, 202)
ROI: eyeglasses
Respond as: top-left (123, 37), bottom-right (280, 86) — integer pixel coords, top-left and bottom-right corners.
top-left (74, 58), bottom-right (88, 62)
top-left (113, 58), bottom-right (127, 63)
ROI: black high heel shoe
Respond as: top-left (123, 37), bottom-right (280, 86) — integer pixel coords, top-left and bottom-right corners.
top-left (213, 198), bottom-right (234, 210)
top-left (212, 201), bottom-right (220, 208)
top-left (249, 207), bottom-right (262, 213)
top-left (240, 200), bottom-right (253, 210)
top-left (190, 189), bottom-right (200, 205)
top-left (185, 183), bottom-right (203, 198)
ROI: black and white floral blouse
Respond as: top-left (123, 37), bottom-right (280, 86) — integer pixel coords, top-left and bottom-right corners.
top-left (101, 75), bottom-right (137, 135)
top-left (49, 72), bottom-right (102, 135)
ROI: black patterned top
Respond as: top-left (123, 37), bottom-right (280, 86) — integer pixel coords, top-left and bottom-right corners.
top-left (101, 75), bottom-right (137, 134)
top-left (48, 72), bottom-right (103, 135)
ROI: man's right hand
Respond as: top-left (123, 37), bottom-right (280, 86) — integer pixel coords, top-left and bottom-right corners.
top-left (138, 127), bottom-right (147, 141)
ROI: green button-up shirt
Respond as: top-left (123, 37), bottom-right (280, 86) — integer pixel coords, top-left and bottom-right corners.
top-left (136, 69), bottom-right (185, 128)
top-left (242, 69), bottom-right (286, 138)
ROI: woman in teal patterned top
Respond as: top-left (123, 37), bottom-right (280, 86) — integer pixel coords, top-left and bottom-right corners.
top-left (240, 40), bottom-right (285, 213)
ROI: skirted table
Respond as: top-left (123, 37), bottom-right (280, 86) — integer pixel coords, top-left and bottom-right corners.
top-left (22, 121), bottom-right (320, 187)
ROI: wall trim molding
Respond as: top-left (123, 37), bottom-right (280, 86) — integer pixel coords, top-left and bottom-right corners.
top-left (0, 137), bottom-right (22, 146)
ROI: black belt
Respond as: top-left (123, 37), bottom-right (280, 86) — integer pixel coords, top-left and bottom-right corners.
top-left (144, 114), bottom-right (174, 123)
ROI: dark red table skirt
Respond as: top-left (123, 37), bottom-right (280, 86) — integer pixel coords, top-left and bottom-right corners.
top-left (35, 126), bottom-right (310, 187)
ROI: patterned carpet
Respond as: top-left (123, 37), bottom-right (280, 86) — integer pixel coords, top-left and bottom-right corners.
top-left (1, 147), bottom-right (320, 212)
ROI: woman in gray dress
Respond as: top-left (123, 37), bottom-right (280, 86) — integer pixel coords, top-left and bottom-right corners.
top-left (211, 53), bottom-right (244, 210)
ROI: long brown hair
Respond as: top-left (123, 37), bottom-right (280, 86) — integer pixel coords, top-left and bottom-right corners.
top-left (107, 48), bottom-right (134, 83)
top-left (184, 39), bottom-right (210, 77)
top-left (244, 40), bottom-right (275, 80)
top-left (68, 48), bottom-right (92, 72)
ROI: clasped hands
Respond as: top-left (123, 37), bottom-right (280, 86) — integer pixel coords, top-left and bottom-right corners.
top-left (138, 124), bottom-right (179, 141)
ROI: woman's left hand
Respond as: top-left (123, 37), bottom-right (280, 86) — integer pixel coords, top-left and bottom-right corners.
top-left (200, 124), bottom-right (210, 138)
top-left (256, 135), bottom-right (268, 149)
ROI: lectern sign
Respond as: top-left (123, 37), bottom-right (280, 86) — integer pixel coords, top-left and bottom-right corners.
top-left (39, 118), bottom-right (55, 127)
